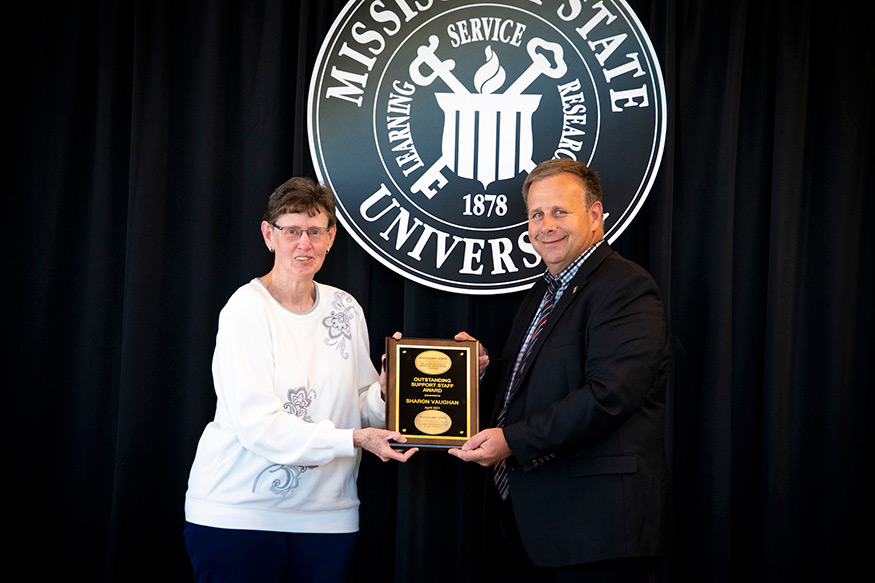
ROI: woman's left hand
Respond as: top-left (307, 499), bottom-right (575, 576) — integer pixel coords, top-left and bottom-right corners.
top-left (353, 428), bottom-right (418, 462)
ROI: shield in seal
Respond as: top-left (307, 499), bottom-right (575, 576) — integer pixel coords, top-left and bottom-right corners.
top-left (308, 0), bottom-right (667, 295)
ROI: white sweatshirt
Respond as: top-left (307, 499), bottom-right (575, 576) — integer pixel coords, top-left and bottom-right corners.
top-left (185, 279), bottom-right (386, 533)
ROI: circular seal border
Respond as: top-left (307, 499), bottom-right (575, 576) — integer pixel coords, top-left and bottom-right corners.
top-left (308, 0), bottom-right (666, 295)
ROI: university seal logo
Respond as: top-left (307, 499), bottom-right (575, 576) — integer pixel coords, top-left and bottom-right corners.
top-left (309, 0), bottom-right (666, 294)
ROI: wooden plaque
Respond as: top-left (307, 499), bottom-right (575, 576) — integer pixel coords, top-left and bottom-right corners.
top-left (385, 337), bottom-right (479, 449)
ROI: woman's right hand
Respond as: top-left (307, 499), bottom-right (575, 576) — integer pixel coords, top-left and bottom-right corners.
top-left (353, 428), bottom-right (418, 462)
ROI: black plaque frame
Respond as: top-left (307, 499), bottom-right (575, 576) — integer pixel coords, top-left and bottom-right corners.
top-left (385, 337), bottom-right (479, 449)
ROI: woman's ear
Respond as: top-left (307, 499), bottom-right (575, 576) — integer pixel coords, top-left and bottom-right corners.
top-left (261, 220), bottom-right (275, 252)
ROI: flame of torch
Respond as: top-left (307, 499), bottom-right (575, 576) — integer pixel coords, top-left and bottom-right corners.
top-left (473, 46), bottom-right (506, 94)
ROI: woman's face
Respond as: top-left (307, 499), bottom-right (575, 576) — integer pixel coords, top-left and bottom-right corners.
top-left (265, 210), bottom-right (336, 282)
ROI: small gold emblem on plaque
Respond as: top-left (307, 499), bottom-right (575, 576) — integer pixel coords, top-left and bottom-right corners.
top-left (414, 350), bottom-right (453, 375)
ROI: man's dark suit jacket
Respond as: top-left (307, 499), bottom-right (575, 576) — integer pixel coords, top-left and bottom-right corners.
top-left (493, 243), bottom-right (671, 567)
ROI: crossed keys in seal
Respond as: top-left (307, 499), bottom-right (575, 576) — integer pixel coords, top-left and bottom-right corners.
top-left (408, 35), bottom-right (568, 198)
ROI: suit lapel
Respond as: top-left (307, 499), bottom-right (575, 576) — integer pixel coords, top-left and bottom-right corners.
top-left (503, 244), bottom-right (613, 410)
top-left (493, 281), bottom-right (545, 417)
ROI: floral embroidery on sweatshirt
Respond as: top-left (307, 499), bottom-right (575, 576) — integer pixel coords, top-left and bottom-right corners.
top-left (323, 292), bottom-right (357, 359)
top-left (252, 464), bottom-right (309, 496)
top-left (283, 386), bottom-right (316, 422)
top-left (251, 385), bottom-right (317, 496)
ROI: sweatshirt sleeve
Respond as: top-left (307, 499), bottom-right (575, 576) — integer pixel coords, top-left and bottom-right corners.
top-left (212, 291), bottom-right (355, 467)
top-left (353, 301), bottom-right (386, 429)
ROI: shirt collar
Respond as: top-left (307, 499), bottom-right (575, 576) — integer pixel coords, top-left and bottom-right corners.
top-left (545, 239), bottom-right (604, 297)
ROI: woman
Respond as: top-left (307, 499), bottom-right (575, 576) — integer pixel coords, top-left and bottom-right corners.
top-left (184, 177), bottom-right (416, 582)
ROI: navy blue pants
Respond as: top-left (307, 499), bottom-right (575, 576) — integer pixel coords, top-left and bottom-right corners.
top-left (184, 522), bottom-right (356, 583)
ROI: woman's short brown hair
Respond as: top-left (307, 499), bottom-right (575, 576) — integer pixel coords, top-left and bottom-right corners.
top-left (262, 177), bottom-right (337, 227)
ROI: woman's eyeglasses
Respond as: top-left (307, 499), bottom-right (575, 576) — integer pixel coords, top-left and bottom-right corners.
top-left (271, 224), bottom-right (330, 241)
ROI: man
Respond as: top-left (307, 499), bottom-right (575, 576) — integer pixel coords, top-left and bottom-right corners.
top-left (451, 159), bottom-right (671, 582)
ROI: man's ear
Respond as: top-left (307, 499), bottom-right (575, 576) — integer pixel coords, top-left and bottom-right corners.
top-left (589, 200), bottom-right (604, 223)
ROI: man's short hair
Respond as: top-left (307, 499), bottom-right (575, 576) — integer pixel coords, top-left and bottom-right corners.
top-left (522, 159), bottom-right (603, 208)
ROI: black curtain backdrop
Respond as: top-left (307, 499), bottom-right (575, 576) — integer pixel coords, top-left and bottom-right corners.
top-left (7, 1), bottom-right (873, 581)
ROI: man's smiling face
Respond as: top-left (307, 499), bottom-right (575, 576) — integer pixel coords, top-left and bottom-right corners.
top-left (526, 172), bottom-right (604, 275)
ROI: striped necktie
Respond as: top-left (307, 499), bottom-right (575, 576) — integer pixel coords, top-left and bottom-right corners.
top-left (493, 276), bottom-right (558, 500)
